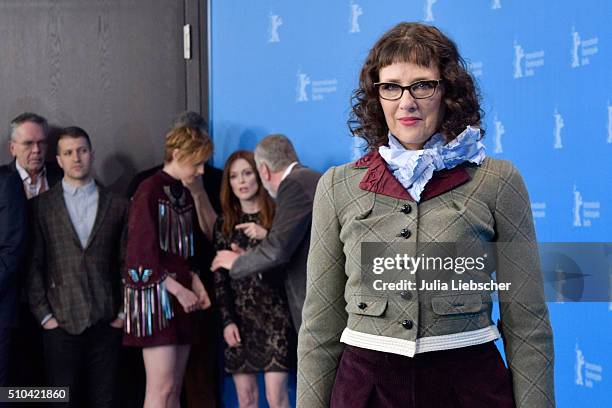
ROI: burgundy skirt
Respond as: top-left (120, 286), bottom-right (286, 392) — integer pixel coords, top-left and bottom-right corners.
top-left (330, 341), bottom-right (515, 408)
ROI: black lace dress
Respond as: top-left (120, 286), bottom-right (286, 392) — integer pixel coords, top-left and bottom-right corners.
top-left (213, 212), bottom-right (295, 373)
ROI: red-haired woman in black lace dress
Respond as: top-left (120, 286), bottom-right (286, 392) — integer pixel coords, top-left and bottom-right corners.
top-left (213, 151), bottom-right (295, 408)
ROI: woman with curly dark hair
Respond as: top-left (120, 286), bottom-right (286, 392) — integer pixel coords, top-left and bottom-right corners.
top-left (298, 22), bottom-right (554, 408)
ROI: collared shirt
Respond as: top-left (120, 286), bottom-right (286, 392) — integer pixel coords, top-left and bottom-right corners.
top-left (280, 161), bottom-right (299, 183)
top-left (62, 178), bottom-right (99, 248)
top-left (15, 160), bottom-right (48, 199)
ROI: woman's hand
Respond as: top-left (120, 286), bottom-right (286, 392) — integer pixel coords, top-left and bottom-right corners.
top-left (182, 175), bottom-right (205, 196)
top-left (211, 245), bottom-right (246, 272)
top-left (211, 249), bottom-right (239, 271)
top-left (235, 222), bottom-right (268, 240)
top-left (164, 275), bottom-right (199, 313)
top-left (109, 317), bottom-right (124, 329)
top-left (191, 273), bottom-right (212, 310)
top-left (175, 287), bottom-right (199, 313)
top-left (183, 176), bottom-right (218, 241)
top-left (42, 317), bottom-right (59, 330)
top-left (223, 323), bottom-right (241, 347)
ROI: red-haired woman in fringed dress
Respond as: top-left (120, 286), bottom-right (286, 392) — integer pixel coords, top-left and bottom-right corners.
top-left (123, 126), bottom-right (213, 408)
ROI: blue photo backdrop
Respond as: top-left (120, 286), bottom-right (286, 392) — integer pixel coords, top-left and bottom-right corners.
top-left (209, 1), bottom-right (611, 406)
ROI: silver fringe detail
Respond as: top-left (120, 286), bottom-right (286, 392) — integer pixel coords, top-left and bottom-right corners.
top-left (124, 276), bottom-right (174, 337)
top-left (158, 199), bottom-right (194, 259)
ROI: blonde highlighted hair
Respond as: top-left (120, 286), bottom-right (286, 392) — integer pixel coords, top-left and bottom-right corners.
top-left (164, 126), bottom-right (212, 164)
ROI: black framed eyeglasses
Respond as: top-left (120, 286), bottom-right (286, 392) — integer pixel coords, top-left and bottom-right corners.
top-left (374, 79), bottom-right (442, 100)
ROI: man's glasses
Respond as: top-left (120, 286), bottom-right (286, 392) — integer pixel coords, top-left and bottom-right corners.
top-left (374, 79), bottom-right (442, 100)
top-left (13, 140), bottom-right (48, 150)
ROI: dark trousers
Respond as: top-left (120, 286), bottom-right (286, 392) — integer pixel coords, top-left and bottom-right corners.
top-left (42, 320), bottom-right (122, 408)
top-left (0, 328), bottom-right (10, 386)
top-left (8, 304), bottom-right (45, 388)
top-left (331, 342), bottom-right (515, 408)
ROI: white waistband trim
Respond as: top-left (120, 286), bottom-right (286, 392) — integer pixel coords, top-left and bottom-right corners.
top-left (340, 325), bottom-right (500, 357)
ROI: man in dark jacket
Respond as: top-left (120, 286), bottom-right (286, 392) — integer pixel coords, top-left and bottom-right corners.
top-left (1, 112), bottom-right (62, 388)
top-left (27, 127), bottom-right (127, 407)
top-left (0, 168), bottom-right (27, 386)
top-left (212, 134), bottom-right (321, 332)
top-left (1, 112), bottom-right (63, 197)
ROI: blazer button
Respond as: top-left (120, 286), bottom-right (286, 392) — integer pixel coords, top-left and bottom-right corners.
top-left (397, 228), bottom-right (411, 239)
top-left (357, 302), bottom-right (367, 310)
top-left (400, 204), bottom-right (412, 214)
top-left (402, 319), bottom-right (414, 330)
top-left (400, 291), bottom-right (412, 300)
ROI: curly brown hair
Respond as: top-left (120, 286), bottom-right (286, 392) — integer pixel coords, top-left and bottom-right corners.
top-left (348, 22), bottom-right (484, 150)
top-left (220, 151), bottom-right (275, 238)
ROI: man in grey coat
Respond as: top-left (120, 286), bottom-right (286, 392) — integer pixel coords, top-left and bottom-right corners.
top-left (211, 134), bottom-right (320, 332)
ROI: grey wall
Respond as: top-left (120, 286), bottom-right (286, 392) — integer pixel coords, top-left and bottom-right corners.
top-left (0, 0), bottom-right (205, 192)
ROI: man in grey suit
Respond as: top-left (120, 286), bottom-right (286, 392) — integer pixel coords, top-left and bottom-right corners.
top-left (27, 127), bottom-right (127, 408)
top-left (211, 134), bottom-right (321, 331)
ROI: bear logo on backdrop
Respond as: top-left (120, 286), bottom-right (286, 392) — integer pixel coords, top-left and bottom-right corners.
top-left (424, 0), bottom-right (437, 22)
top-left (268, 13), bottom-right (283, 43)
top-left (606, 102), bottom-right (611, 144)
top-left (553, 108), bottom-right (564, 150)
top-left (296, 70), bottom-right (311, 102)
top-left (572, 185), bottom-right (601, 228)
top-left (513, 40), bottom-right (545, 78)
top-left (570, 26), bottom-right (599, 68)
top-left (492, 115), bottom-right (505, 154)
top-left (531, 202), bottom-right (547, 222)
top-left (513, 41), bottom-right (525, 78)
top-left (573, 186), bottom-right (584, 227)
top-left (575, 343), bottom-right (603, 388)
top-left (349, 1), bottom-right (362, 34)
top-left (295, 69), bottom-right (338, 102)
top-left (571, 27), bottom-right (581, 68)
top-left (575, 343), bottom-right (586, 385)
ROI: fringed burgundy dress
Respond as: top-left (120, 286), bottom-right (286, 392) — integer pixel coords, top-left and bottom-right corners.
top-left (123, 170), bottom-right (196, 347)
